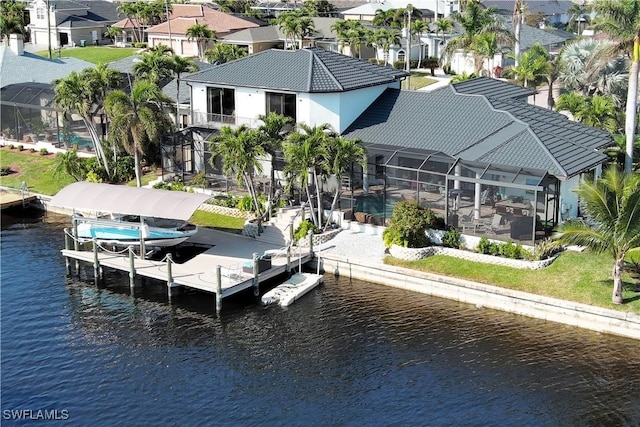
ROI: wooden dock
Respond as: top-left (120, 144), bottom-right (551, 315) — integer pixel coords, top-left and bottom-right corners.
top-left (0, 191), bottom-right (37, 210)
top-left (62, 227), bottom-right (313, 312)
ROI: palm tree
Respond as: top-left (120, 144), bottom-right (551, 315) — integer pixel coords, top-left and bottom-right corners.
top-left (434, 18), bottom-right (453, 59)
top-left (374, 28), bottom-right (401, 64)
top-left (52, 149), bottom-right (86, 182)
top-left (257, 112), bottom-right (294, 203)
top-left (512, 0), bottom-right (525, 66)
top-left (566, 1), bottom-right (589, 35)
top-left (330, 19), bottom-right (350, 54)
top-left (204, 43), bottom-right (248, 64)
top-left (592, 0), bottom-right (640, 174)
top-left (441, 1), bottom-right (514, 72)
top-left (471, 32), bottom-right (500, 76)
top-left (558, 38), bottom-right (628, 106)
top-left (117, 1), bottom-right (141, 43)
top-left (104, 81), bottom-right (173, 187)
top-left (503, 48), bottom-right (550, 87)
top-left (133, 48), bottom-right (175, 84)
top-left (574, 94), bottom-right (619, 133)
top-left (186, 23), bottom-right (215, 60)
top-left (411, 20), bottom-right (428, 69)
top-left (283, 123), bottom-right (334, 227)
top-left (209, 125), bottom-right (265, 214)
top-left (322, 136), bottom-right (365, 231)
top-left (373, 9), bottom-right (395, 27)
top-left (558, 167), bottom-right (640, 304)
top-left (274, 12), bottom-right (300, 50)
top-left (54, 69), bottom-right (120, 175)
top-left (555, 90), bottom-right (585, 118)
top-left (0, 1), bottom-right (25, 43)
top-left (295, 15), bottom-right (315, 50)
top-left (105, 26), bottom-right (122, 45)
top-left (170, 55), bottom-right (198, 131)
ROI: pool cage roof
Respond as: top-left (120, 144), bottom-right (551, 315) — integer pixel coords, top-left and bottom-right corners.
top-left (366, 144), bottom-right (549, 191)
top-left (0, 83), bottom-right (57, 110)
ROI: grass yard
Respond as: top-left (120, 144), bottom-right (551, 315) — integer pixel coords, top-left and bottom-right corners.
top-left (403, 72), bottom-right (439, 90)
top-left (386, 250), bottom-right (640, 314)
top-left (0, 148), bottom-right (74, 195)
top-left (189, 210), bottom-right (245, 234)
top-left (35, 46), bottom-right (138, 64)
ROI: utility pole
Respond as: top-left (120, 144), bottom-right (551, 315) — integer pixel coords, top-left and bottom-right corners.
top-left (46, 0), bottom-right (52, 59)
top-left (406, 6), bottom-right (412, 89)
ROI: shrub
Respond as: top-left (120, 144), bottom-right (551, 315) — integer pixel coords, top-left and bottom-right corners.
top-left (499, 241), bottom-right (524, 259)
top-left (8, 144), bottom-right (14, 149)
top-left (237, 195), bottom-right (255, 212)
top-left (29, 148), bottom-right (36, 153)
top-left (477, 236), bottom-right (491, 254)
top-left (441, 228), bottom-right (461, 248)
top-left (85, 170), bottom-right (103, 183)
top-left (530, 238), bottom-right (562, 261)
top-left (294, 219), bottom-right (319, 243)
top-left (39, 148), bottom-right (48, 156)
top-left (382, 201), bottom-right (433, 248)
top-left (0, 166), bottom-right (13, 176)
top-left (134, 42), bottom-right (148, 48)
top-left (393, 60), bottom-right (406, 70)
top-left (209, 194), bottom-right (238, 208)
top-left (17, 145), bottom-right (23, 151)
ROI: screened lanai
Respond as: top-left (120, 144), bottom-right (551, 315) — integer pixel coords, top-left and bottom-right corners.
top-left (340, 145), bottom-right (559, 245)
top-left (0, 83), bottom-right (95, 149)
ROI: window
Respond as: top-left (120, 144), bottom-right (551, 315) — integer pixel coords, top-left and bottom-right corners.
top-left (266, 92), bottom-right (296, 122)
top-left (36, 7), bottom-right (45, 19)
top-left (397, 50), bottom-right (405, 62)
top-left (207, 87), bottom-right (235, 123)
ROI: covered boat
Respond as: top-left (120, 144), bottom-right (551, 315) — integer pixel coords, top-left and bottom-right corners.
top-left (50, 182), bottom-right (211, 248)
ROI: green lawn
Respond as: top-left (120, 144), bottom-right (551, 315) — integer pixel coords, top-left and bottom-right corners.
top-left (403, 72), bottom-right (439, 90)
top-left (386, 251), bottom-right (640, 314)
top-left (189, 210), bottom-right (245, 234)
top-left (0, 148), bottom-right (74, 195)
top-left (35, 46), bottom-right (138, 64)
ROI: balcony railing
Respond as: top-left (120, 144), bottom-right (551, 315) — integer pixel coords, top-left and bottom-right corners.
top-left (191, 112), bottom-right (261, 129)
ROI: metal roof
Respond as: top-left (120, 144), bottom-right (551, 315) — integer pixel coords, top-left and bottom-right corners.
top-left (50, 182), bottom-right (211, 221)
top-left (183, 47), bottom-right (408, 93)
top-left (342, 86), bottom-right (610, 180)
top-left (452, 76), bottom-right (536, 99)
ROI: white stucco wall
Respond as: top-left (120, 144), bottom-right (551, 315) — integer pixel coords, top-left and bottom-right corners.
top-left (559, 175), bottom-right (581, 221)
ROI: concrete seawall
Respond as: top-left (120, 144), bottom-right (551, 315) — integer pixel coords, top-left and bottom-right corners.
top-left (318, 253), bottom-right (640, 340)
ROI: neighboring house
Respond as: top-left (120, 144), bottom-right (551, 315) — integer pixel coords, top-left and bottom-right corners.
top-left (249, 1), bottom-right (306, 19)
top-left (27, 0), bottom-right (119, 48)
top-left (482, 0), bottom-right (576, 28)
top-left (341, 0), bottom-right (453, 21)
top-left (110, 17), bottom-right (146, 47)
top-left (442, 22), bottom-right (574, 76)
top-left (175, 47), bottom-right (611, 242)
top-left (0, 34), bottom-right (95, 144)
top-left (220, 18), bottom-right (342, 55)
top-left (145, 4), bottom-right (263, 57)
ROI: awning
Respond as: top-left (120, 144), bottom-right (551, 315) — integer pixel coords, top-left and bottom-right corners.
top-left (50, 182), bottom-right (211, 221)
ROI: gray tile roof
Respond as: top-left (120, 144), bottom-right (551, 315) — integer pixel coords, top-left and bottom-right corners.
top-left (452, 76), bottom-right (536, 99)
top-left (162, 62), bottom-right (216, 103)
top-left (183, 47), bottom-right (408, 92)
top-left (0, 46), bottom-right (94, 88)
top-left (519, 24), bottom-right (575, 51)
top-left (483, 0), bottom-right (574, 16)
top-left (342, 86), bottom-right (610, 179)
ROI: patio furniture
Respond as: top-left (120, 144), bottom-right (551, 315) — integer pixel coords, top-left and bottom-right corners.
top-left (461, 208), bottom-right (485, 233)
top-left (484, 214), bottom-right (503, 233)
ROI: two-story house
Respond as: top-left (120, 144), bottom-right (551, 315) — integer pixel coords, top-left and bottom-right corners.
top-left (28, 0), bottom-right (119, 48)
top-left (176, 47), bottom-right (611, 244)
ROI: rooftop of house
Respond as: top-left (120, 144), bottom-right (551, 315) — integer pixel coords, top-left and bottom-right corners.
top-left (183, 47), bottom-right (408, 92)
top-left (482, 0), bottom-right (575, 16)
top-left (342, 78), bottom-right (610, 179)
top-left (36, 0), bottom-right (120, 23)
top-left (221, 17), bottom-right (340, 44)
top-left (0, 45), bottom-right (94, 88)
top-left (145, 6), bottom-right (262, 36)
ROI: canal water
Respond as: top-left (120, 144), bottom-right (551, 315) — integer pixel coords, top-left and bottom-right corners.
top-left (2, 212), bottom-right (640, 426)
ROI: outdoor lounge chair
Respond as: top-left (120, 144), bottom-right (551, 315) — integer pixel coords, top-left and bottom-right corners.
top-left (484, 213), bottom-right (503, 233)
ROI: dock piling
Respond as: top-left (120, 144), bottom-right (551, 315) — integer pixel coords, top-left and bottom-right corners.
top-left (308, 230), bottom-right (314, 259)
top-left (128, 246), bottom-right (135, 289)
top-left (252, 252), bottom-right (259, 296)
top-left (64, 230), bottom-right (71, 274)
top-left (92, 238), bottom-right (100, 279)
top-left (286, 245), bottom-right (291, 273)
top-left (215, 265), bottom-right (222, 314)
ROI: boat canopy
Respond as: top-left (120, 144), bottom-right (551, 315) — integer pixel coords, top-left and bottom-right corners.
top-left (50, 182), bottom-right (211, 221)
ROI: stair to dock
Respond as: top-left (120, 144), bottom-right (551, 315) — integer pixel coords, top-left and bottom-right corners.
top-left (252, 206), bottom-right (310, 247)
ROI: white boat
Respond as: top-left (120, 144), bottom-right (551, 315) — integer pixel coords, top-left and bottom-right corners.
top-left (261, 273), bottom-right (324, 307)
top-left (74, 215), bottom-right (198, 247)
